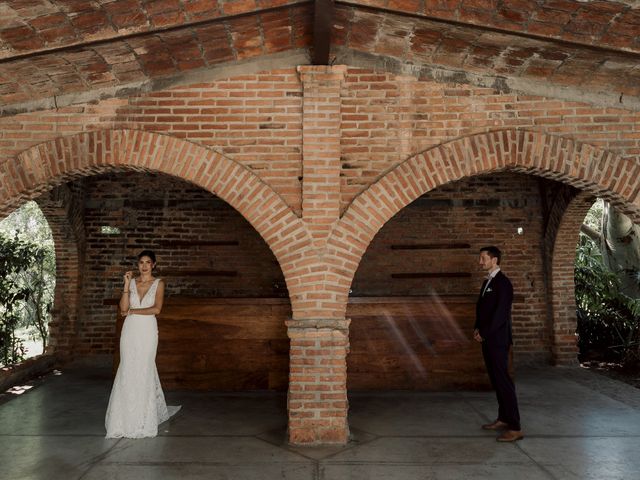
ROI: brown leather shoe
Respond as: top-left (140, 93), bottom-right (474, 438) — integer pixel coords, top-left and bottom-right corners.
top-left (482, 420), bottom-right (509, 430)
top-left (497, 430), bottom-right (524, 442)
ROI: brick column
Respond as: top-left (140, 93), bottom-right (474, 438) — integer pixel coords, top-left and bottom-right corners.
top-left (286, 318), bottom-right (350, 445)
top-left (297, 65), bottom-right (346, 248)
top-left (548, 192), bottom-right (594, 366)
top-left (36, 184), bottom-right (85, 360)
top-left (549, 246), bottom-right (580, 366)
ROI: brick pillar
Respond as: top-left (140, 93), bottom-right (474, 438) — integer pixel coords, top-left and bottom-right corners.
top-left (36, 184), bottom-right (85, 360)
top-left (551, 288), bottom-right (580, 365)
top-left (547, 191), bottom-right (593, 366)
top-left (287, 318), bottom-right (350, 445)
top-left (549, 247), bottom-right (580, 366)
top-left (297, 65), bottom-right (346, 248)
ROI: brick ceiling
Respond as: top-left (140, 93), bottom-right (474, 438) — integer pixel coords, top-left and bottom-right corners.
top-left (1, 0), bottom-right (640, 115)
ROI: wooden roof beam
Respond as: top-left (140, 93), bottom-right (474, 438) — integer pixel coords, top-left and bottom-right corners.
top-left (313, 0), bottom-right (334, 65)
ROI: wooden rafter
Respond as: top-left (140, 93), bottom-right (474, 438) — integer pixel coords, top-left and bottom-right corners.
top-left (313, 0), bottom-right (334, 65)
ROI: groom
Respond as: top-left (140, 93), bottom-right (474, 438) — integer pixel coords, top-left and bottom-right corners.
top-left (473, 246), bottom-right (523, 442)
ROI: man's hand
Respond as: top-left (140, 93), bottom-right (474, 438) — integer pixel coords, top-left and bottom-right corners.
top-left (473, 328), bottom-right (483, 343)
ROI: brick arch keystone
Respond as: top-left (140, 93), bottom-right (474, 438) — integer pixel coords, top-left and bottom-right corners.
top-left (326, 129), bottom-right (640, 317)
top-left (0, 129), bottom-right (314, 314)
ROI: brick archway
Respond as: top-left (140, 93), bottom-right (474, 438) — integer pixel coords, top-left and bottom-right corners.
top-left (321, 130), bottom-right (640, 370)
top-left (328, 129), bottom-right (640, 307)
top-left (1, 129), bottom-right (312, 312)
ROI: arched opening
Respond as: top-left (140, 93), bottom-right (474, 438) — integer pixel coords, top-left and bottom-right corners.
top-left (573, 198), bottom-right (640, 374)
top-left (1, 129), bottom-right (309, 316)
top-left (330, 130), bottom-right (640, 362)
top-left (347, 172), bottom-right (549, 393)
top-left (73, 171), bottom-right (291, 391)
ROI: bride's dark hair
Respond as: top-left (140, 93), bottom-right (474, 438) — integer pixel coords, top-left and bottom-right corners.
top-left (137, 250), bottom-right (157, 265)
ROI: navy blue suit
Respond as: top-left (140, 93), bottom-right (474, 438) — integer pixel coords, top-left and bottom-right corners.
top-left (475, 270), bottom-right (521, 430)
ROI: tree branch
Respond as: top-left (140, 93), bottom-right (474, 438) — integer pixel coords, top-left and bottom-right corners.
top-left (581, 223), bottom-right (601, 242)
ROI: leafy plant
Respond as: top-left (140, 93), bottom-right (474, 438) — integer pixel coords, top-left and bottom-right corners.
top-left (14, 247), bottom-right (55, 351)
top-left (575, 235), bottom-right (640, 368)
top-left (0, 202), bottom-right (56, 364)
top-left (0, 235), bottom-right (42, 366)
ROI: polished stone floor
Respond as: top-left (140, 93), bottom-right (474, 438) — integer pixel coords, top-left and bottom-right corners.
top-left (1, 366), bottom-right (639, 479)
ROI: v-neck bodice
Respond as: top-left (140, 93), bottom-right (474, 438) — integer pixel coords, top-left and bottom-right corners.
top-left (130, 278), bottom-right (160, 309)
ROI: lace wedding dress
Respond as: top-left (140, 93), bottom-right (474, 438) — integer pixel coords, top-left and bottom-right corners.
top-left (105, 278), bottom-right (181, 438)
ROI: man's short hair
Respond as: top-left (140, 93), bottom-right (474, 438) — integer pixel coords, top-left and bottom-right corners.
top-left (480, 246), bottom-right (502, 264)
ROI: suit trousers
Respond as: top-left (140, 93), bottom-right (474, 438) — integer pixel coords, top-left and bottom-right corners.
top-left (481, 343), bottom-right (521, 431)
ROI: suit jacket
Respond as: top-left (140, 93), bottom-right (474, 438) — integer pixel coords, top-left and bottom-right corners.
top-left (475, 270), bottom-right (514, 347)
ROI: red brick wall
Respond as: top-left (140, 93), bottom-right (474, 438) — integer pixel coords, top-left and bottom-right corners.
top-left (339, 70), bottom-right (640, 212)
top-left (2, 68), bottom-right (640, 217)
top-left (113, 71), bottom-right (304, 213)
top-left (0, 69), bottom-right (304, 213)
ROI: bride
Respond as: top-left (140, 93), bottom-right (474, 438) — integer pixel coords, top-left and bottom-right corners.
top-left (105, 250), bottom-right (180, 438)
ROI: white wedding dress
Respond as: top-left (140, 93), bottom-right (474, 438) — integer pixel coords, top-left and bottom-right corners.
top-left (105, 278), bottom-right (180, 438)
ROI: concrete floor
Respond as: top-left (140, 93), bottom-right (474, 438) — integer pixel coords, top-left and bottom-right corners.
top-left (1, 366), bottom-right (640, 479)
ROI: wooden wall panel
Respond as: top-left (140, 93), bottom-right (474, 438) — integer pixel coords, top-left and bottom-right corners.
top-left (113, 296), bottom-right (490, 391)
top-left (347, 296), bottom-right (489, 390)
top-left (114, 298), bottom-right (291, 391)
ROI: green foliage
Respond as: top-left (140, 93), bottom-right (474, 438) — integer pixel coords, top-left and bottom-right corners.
top-left (583, 198), bottom-right (604, 231)
top-left (0, 201), bottom-right (55, 248)
top-left (575, 235), bottom-right (640, 367)
top-left (0, 235), bottom-right (41, 366)
top-left (14, 246), bottom-right (55, 351)
top-left (0, 202), bottom-right (56, 366)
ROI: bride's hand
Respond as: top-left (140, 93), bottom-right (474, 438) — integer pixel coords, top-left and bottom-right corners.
top-left (123, 271), bottom-right (133, 286)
